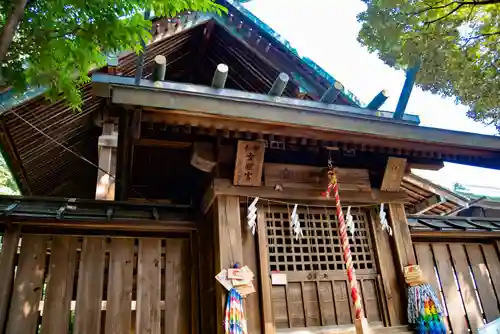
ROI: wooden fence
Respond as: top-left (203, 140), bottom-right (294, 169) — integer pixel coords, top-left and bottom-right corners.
top-left (414, 241), bottom-right (500, 334)
top-left (0, 229), bottom-right (194, 334)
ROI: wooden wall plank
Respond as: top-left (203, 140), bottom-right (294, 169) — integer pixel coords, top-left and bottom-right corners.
top-left (482, 244), bottom-right (500, 313)
top-left (302, 282), bottom-right (321, 327)
top-left (0, 227), bottom-right (19, 332)
top-left (288, 282), bottom-right (305, 328)
top-left (41, 236), bottom-right (78, 334)
top-left (165, 238), bottom-right (191, 334)
top-left (432, 244), bottom-right (466, 333)
top-left (271, 286), bottom-right (288, 329)
top-left (362, 279), bottom-right (382, 322)
top-left (136, 238), bottom-right (161, 334)
top-left (241, 209), bottom-right (261, 334)
top-left (74, 237), bottom-right (106, 334)
top-left (449, 244), bottom-right (483, 332)
top-left (369, 210), bottom-right (403, 325)
top-left (466, 244), bottom-right (500, 322)
top-left (317, 281), bottom-right (336, 326)
top-left (6, 235), bottom-right (47, 334)
top-left (414, 244), bottom-right (441, 305)
top-left (105, 238), bottom-right (134, 334)
top-left (414, 243), bottom-right (450, 331)
top-left (333, 281), bottom-right (351, 325)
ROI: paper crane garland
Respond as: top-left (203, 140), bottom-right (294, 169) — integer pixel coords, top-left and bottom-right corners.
top-left (247, 197), bottom-right (259, 235)
top-left (379, 203), bottom-right (392, 236)
top-left (290, 204), bottom-right (303, 240)
top-left (405, 265), bottom-right (447, 334)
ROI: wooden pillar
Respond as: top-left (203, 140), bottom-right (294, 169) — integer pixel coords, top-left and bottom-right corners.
top-left (242, 208), bottom-right (262, 333)
top-left (115, 109), bottom-right (134, 201)
top-left (214, 195), bottom-right (243, 334)
top-left (388, 203), bottom-right (416, 271)
top-left (369, 210), bottom-right (404, 326)
top-left (379, 156), bottom-right (413, 325)
top-left (96, 122), bottom-right (118, 200)
top-left (256, 209), bottom-right (275, 334)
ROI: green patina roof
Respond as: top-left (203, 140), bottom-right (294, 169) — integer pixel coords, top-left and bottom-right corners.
top-left (226, 0), bottom-right (364, 106)
top-left (453, 184), bottom-right (500, 202)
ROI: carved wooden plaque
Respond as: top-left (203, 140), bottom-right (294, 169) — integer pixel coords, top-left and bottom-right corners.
top-left (233, 141), bottom-right (265, 186)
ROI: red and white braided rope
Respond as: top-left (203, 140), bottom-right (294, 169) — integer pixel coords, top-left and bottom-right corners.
top-left (326, 170), bottom-right (364, 320)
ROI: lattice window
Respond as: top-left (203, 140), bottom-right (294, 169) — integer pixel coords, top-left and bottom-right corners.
top-left (265, 206), bottom-right (376, 272)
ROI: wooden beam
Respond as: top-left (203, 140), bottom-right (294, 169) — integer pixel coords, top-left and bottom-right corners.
top-left (134, 138), bottom-right (192, 149)
top-left (96, 122), bottom-right (118, 200)
top-left (205, 179), bottom-right (409, 208)
top-left (264, 163), bottom-right (371, 192)
top-left (320, 81), bottom-right (344, 103)
top-left (411, 194), bottom-right (445, 214)
top-left (140, 109), bottom-right (499, 160)
top-left (366, 90), bottom-right (389, 110)
top-left (394, 60), bottom-right (420, 120)
top-left (152, 55), bottom-right (166, 82)
top-left (211, 64), bottom-right (229, 89)
top-left (381, 157), bottom-right (407, 192)
top-left (407, 160), bottom-right (444, 171)
top-left (268, 73), bottom-right (289, 97)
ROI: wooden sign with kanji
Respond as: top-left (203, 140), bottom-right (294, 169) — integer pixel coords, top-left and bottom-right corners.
top-left (233, 140), bottom-right (265, 186)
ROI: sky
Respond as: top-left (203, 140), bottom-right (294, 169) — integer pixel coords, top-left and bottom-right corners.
top-left (244, 0), bottom-right (500, 198)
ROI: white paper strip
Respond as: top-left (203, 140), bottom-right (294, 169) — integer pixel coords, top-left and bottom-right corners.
top-left (247, 197), bottom-right (259, 235)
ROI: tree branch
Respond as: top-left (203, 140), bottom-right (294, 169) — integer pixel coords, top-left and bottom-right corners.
top-left (424, 2), bottom-right (465, 24)
top-left (411, 0), bottom-right (500, 17)
top-left (463, 30), bottom-right (500, 46)
top-left (411, 1), bottom-right (457, 15)
top-left (0, 0), bottom-right (29, 64)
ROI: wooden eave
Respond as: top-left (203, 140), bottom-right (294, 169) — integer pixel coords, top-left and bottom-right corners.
top-left (402, 173), bottom-right (470, 215)
top-left (408, 215), bottom-right (500, 239)
top-left (93, 73), bottom-right (500, 169)
top-left (0, 195), bottom-right (196, 232)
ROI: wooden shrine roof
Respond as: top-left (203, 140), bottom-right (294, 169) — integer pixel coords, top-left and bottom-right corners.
top-left (1, 12), bottom-right (500, 202)
top-left (403, 173), bottom-right (469, 215)
top-left (0, 17), bottom-right (418, 198)
top-left (408, 215), bottom-right (500, 238)
top-left (0, 195), bottom-right (195, 232)
top-left (94, 73), bottom-right (500, 167)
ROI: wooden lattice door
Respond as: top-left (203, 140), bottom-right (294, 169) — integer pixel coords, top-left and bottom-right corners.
top-left (264, 206), bottom-right (384, 328)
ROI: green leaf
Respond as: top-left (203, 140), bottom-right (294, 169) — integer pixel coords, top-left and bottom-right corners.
top-left (0, 0), bottom-right (226, 108)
